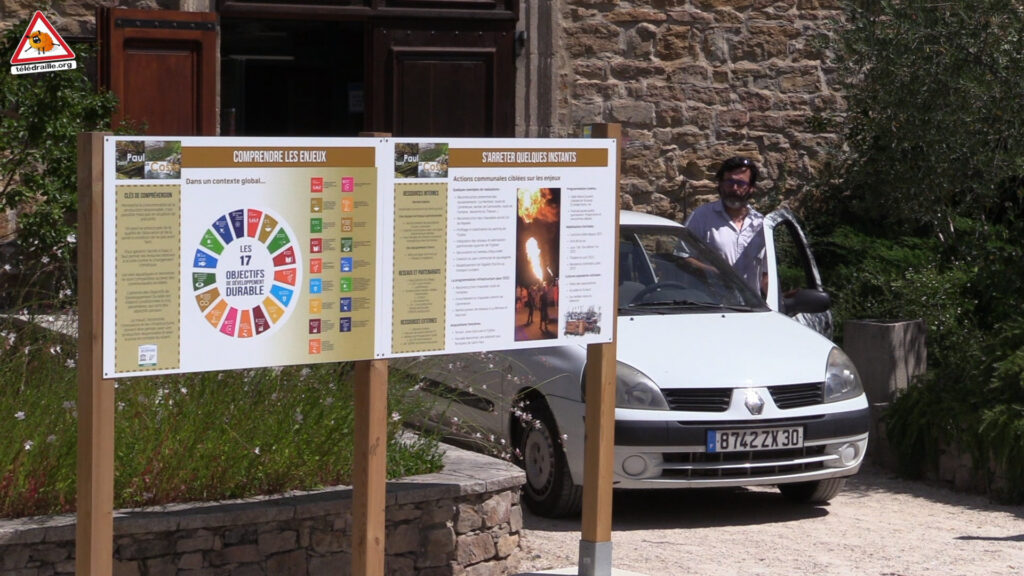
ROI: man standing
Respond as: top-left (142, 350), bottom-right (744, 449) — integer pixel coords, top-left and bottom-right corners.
top-left (524, 285), bottom-right (535, 325)
top-left (685, 156), bottom-right (767, 296)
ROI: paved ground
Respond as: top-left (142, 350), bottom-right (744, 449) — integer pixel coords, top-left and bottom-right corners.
top-left (514, 464), bottom-right (1024, 576)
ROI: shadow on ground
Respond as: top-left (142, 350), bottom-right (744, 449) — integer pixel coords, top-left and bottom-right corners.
top-left (524, 485), bottom-right (829, 533)
top-left (522, 464), bottom-right (1024, 534)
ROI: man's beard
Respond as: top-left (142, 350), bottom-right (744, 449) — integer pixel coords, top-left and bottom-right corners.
top-left (721, 193), bottom-right (746, 210)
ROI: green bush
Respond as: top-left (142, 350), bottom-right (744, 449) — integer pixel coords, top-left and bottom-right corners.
top-left (801, 0), bottom-right (1024, 501)
top-left (1, 23), bottom-right (120, 311)
top-left (0, 318), bottom-right (443, 518)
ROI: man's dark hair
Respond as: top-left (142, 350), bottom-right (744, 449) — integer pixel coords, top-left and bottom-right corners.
top-left (715, 156), bottom-right (759, 186)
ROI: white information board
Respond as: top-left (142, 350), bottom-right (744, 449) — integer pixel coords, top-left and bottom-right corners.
top-left (101, 137), bottom-right (617, 377)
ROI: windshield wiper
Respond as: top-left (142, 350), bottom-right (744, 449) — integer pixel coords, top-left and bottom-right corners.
top-left (627, 299), bottom-right (712, 308)
top-left (625, 300), bottom-right (758, 312)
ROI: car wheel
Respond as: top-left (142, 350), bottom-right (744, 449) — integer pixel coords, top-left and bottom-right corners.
top-left (519, 399), bottom-right (582, 517)
top-left (778, 478), bottom-right (846, 503)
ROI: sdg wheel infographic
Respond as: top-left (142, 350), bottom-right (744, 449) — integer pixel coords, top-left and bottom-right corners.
top-left (191, 208), bottom-right (302, 337)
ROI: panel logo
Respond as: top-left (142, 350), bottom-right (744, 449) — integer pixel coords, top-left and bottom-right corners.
top-left (9, 11), bottom-right (77, 75)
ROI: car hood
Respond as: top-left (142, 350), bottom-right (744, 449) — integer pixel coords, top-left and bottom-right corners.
top-left (616, 310), bottom-right (835, 389)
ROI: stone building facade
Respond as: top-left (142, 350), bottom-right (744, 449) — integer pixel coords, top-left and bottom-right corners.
top-left (3, 0), bottom-right (846, 225)
top-left (522, 0), bottom-right (847, 221)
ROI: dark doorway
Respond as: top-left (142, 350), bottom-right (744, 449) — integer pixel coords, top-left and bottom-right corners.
top-left (219, 19), bottom-right (365, 136)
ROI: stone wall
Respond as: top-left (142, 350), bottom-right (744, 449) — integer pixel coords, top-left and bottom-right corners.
top-left (0, 445), bottom-right (527, 576)
top-left (557, 0), bottom-right (847, 220)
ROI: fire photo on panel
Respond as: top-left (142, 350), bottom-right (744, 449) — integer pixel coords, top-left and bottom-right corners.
top-left (514, 187), bottom-right (560, 341)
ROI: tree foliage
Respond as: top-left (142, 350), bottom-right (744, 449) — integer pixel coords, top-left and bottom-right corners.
top-left (805, 0), bottom-right (1024, 500)
top-left (823, 0), bottom-right (1024, 237)
top-left (0, 21), bottom-right (119, 310)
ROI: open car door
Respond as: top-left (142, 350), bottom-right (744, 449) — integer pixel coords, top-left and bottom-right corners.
top-left (763, 209), bottom-right (834, 340)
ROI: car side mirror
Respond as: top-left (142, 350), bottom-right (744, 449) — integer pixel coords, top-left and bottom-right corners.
top-left (783, 288), bottom-right (831, 316)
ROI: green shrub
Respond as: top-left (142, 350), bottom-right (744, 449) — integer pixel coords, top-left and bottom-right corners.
top-left (978, 317), bottom-right (1024, 502)
top-left (1, 23), bottom-right (121, 311)
top-left (0, 318), bottom-right (443, 518)
top-left (802, 0), bottom-right (1024, 501)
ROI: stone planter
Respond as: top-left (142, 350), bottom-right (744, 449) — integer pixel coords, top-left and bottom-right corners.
top-left (0, 444), bottom-right (526, 576)
top-left (843, 319), bottom-right (927, 470)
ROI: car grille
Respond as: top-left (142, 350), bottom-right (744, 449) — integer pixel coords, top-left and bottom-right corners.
top-left (663, 383), bottom-right (824, 412)
top-left (663, 388), bottom-right (731, 412)
top-left (661, 445), bottom-right (830, 479)
top-left (769, 382), bottom-right (823, 409)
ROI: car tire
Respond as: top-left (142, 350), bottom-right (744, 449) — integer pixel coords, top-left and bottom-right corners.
top-left (518, 399), bottom-right (582, 517)
top-left (778, 478), bottom-right (846, 503)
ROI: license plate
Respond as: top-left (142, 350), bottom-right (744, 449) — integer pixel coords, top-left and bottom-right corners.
top-left (707, 426), bottom-right (803, 453)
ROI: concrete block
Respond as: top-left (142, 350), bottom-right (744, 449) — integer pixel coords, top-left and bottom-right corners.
top-left (843, 319), bottom-right (927, 403)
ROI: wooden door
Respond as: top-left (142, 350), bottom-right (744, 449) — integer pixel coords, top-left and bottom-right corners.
top-left (99, 8), bottom-right (218, 135)
top-left (370, 21), bottom-right (515, 137)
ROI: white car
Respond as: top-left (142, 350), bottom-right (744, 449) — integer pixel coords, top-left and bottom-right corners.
top-left (398, 210), bottom-right (869, 517)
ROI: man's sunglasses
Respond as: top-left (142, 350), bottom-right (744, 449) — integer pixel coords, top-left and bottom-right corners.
top-left (721, 178), bottom-right (752, 190)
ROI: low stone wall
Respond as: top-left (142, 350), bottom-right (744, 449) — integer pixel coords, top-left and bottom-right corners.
top-left (0, 444), bottom-right (526, 576)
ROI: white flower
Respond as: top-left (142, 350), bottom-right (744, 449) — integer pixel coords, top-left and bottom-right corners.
top-left (294, 410), bottom-right (304, 423)
top-left (390, 411), bottom-right (400, 421)
top-left (24, 440), bottom-right (34, 450)
top-left (40, 256), bottom-right (50, 264)
top-left (46, 435), bottom-right (56, 443)
top-left (180, 387), bottom-right (188, 395)
top-left (253, 446), bottom-right (261, 455)
top-left (62, 401), bottom-right (75, 410)
top-left (66, 233), bottom-right (77, 245)
top-left (65, 358), bottom-right (76, 368)
top-left (15, 411), bottom-right (26, 420)
top-left (2, 331), bottom-right (14, 347)
top-left (49, 345), bottom-right (61, 355)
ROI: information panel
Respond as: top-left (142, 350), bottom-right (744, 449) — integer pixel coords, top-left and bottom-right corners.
top-left (102, 137), bottom-right (616, 377)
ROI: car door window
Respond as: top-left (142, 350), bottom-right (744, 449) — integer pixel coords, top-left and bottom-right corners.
top-left (763, 210), bottom-right (834, 339)
top-left (773, 221), bottom-right (816, 296)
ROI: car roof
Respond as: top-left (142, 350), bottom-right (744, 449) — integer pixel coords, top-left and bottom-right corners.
top-left (620, 210), bottom-right (685, 229)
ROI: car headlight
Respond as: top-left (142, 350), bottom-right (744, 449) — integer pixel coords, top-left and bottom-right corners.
top-left (824, 347), bottom-right (864, 403)
top-left (616, 363), bottom-right (669, 410)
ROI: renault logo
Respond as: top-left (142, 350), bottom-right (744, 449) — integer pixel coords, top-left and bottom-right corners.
top-left (744, 390), bottom-right (765, 415)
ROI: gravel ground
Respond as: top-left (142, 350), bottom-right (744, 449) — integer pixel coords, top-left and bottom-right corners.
top-left (514, 464), bottom-right (1023, 576)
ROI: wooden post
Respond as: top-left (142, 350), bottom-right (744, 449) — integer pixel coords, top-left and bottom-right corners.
top-left (353, 131), bottom-right (391, 576)
top-left (353, 359), bottom-right (389, 576)
top-left (579, 123), bottom-right (621, 576)
top-left (76, 132), bottom-right (115, 576)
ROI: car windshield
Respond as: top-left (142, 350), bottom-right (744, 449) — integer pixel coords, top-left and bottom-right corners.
top-left (618, 224), bottom-right (768, 313)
